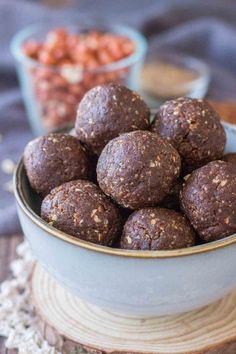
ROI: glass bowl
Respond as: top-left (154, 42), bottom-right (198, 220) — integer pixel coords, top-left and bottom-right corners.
top-left (11, 22), bottom-right (147, 135)
top-left (140, 50), bottom-right (210, 108)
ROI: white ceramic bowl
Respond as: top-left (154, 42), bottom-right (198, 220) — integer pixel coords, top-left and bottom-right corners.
top-left (14, 124), bottom-right (236, 317)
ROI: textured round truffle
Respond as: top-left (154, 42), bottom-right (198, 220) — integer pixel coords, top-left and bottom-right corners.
top-left (222, 153), bottom-right (236, 166)
top-left (180, 160), bottom-right (236, 242)
top-left (41, 180), bottom-right (122, 246)
top-left (24, 133), bottom-right (90, 196)
top-left (75, 83), bottom-right (150, 155)
top-left (120, 208), bottom-right (196, 250)
top-left (97, 130), bottom-right (181, 209)
top-left (151, 97), bottom-right (226, 172)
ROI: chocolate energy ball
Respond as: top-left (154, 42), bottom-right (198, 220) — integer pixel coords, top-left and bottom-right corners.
top-left (41, 180), bottom-right (122, 246)
top-left (151, 98), bottom-right (226, 172)
top-left (75, 83), bottom-right (150, 155)
top-left (180, 160), bottom-right (236, 242)
top-left (24, 133), bottom-right (90, 196)
top-left (97, 130), bottom-right (181, 209)
top-left (120, 208), bottom-right (196, 250)
top-left (222, 153), bottom-right (236, 166)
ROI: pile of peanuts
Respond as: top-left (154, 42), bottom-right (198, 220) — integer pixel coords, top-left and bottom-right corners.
top-left (22, 28), bottom-right (135, 130)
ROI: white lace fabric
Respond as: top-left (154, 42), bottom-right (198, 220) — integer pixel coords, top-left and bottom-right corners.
top-left (0, 241), bottom-right (62, 354)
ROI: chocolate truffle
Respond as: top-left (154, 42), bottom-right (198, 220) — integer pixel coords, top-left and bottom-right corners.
top-left (120, 208), bottom-right (196, 250)
top-left (222, 153), bottom-right (236, 166)
top-left (151, 98), bottom-right (226, 172)
top-left (24, 133), bottom-right (90, 196)
top-left (41, 180), bottom-right (122, 246)
top-left (180, 160), bottom-right (236, 242)
top-left (97, 130), bottom-right (181, 209)
top-left (75, 83), bottom-right (150, 155)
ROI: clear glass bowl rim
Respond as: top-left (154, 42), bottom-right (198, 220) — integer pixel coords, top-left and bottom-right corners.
top-left (10, 21), bottom-right (148, 73)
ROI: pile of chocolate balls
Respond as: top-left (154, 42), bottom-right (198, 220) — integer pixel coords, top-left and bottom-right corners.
top-left (24, 83), bottom-right (236, 250)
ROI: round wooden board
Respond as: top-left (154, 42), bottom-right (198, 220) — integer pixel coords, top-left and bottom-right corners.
top-left (32, 263), bottom-right (236, 354)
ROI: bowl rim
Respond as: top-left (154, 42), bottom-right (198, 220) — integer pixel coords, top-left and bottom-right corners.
top-left (10, 22), bottom-right (148, 73)
top-left (14, 158), bottom-right (236, 259)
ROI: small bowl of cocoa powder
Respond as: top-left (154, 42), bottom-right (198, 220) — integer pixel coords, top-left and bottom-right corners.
top-left (11, 22), bottom-right (147, 134)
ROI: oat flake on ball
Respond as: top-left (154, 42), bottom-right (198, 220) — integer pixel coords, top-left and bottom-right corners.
top-left (151, 97), bottom-right (226, 173)
top-left (97, 130), bottom-right (181, 209)
top-left (41, 180), bottom-right (122, 246)
top-left (120, 208), bottom-right (196, 250)
top-left (75, 83), bottom-right (150, 155)
top-left (24, 133), bottom-right (90, 196)
top-left (180, 160), bottom-right (236, 242)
